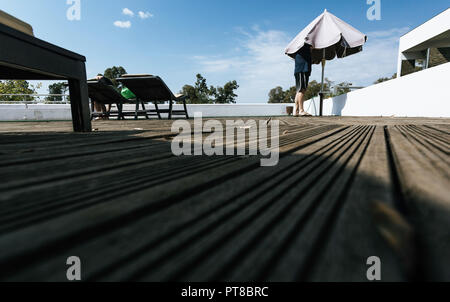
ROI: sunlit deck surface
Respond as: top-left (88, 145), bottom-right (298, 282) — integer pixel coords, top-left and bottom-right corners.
top-left (0, 117), bottom-right (449, 282)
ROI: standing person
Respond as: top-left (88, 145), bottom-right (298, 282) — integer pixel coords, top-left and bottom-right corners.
top-left (294, 44), bottom-right (313, 117)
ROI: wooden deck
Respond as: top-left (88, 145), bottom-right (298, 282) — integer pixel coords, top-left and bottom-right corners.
top-left (0, 117), bottom-right (449, 282)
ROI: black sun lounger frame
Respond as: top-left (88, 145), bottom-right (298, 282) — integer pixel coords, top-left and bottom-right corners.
top-left (87, 80), bottom-right (128, 120)
top-left (116, 75), bottom-right (189, 120)
top-left (0, 22), bottom-right (91, 132)
top-left (88, 80), bottom-right (158, 120)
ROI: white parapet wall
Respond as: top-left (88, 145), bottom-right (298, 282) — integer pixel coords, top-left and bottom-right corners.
top-left (0, 103), bottom-right (296, 121)
top-left (178, 103), bottom-right (293, 117)
top-left (322, 62), bottom-right (450, 118)
top-left (0, 104), bottom-right (73, 121)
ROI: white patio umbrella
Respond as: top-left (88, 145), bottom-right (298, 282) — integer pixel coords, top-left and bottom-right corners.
top-left (285, 9), bottom-right (367, 115)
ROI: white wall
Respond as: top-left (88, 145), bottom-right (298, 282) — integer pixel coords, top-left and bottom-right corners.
top-left (182, 104), bottom-right (293, 117)
top-left (0, 103), bottom-right (296, 121)
top-left (325, 62), bottom-right (450, 118)
top-left (0, 104), bottom-right (73, 121)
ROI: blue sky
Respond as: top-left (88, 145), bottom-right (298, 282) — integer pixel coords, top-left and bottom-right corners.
top-left (1, 0), bottom-right (449, 102)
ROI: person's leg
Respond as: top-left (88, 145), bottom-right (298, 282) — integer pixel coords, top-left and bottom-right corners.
top-left (101, 104), bottom-right (109, 120)
top-left (298, 73), bottom-right (311, 116)
top-left (93, 102), bottom-right (104, 120)
top-left (105, 104), bottom-right (112, 120)
top-left (295, 90), bottom-right (305, 115)
top-left (93, 102), bottom-right (101, 113)
top-left (294, 73), bottom-right (301, 116)
top-left (298, 89), bottom-right (306, 113)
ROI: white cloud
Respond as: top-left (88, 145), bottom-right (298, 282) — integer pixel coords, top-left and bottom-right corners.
top-left (193, 26), bottom-right (410, 103)
top-left (193, 29), bottom-right (297, 102)
top-left (368, 27), bottom-right (410, 38)
top-left (122, 8), bottom-right (134, 17)
top-left (114, 21), bottom-right (132, 29)
top-left (314, 26), bottom-right (410, 86)
top-left (138, 11), bottom-right (154, 19)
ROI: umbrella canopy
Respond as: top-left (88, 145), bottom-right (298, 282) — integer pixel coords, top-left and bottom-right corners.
top-left (285, 9), bottom-right (367, 64)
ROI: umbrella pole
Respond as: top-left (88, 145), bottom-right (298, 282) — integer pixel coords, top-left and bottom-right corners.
top-left (319, 49), bottom-right (326, 116)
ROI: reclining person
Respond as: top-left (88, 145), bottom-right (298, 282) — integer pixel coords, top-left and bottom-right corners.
top-left (93, 74), bottom-right (115, 120)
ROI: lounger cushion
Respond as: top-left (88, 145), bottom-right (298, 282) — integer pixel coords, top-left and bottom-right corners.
top-left (121, 74), bottom-right (153, 78)
top-left (117, 75), bottom-right (177, 102)
top-left (87, 80), bottom-right (128, 104)
top-left (0, 10), bottom-right (34, 36)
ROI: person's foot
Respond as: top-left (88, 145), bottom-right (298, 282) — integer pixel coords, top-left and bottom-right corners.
top-left (299, 111), bottom-right (312, 117)
top-left (94, 117), bottom-right (102, 121)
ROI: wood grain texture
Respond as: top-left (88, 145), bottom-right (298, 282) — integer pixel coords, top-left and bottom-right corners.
top-left (0, 117), bottom-right (448, 282)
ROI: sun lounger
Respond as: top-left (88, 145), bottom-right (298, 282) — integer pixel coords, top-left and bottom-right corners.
top-left (87, 80), bottom-right (127, 120)
top-left (0, 10), bottom-right (91, 132)
top-left (116, 74), bottom-right (189, 119)
top-left (0, 10), bottom-right (34, 36)
top-left (88, 79), bottom-right (159, 120)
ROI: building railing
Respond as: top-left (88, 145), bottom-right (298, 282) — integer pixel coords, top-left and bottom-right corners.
top-left (0, 88), bottom-right (365, 105)
top-left (0, 94), bottom-right (70, 104)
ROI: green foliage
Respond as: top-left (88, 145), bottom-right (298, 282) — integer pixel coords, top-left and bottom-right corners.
top-left (181, 74), bottom-right (239, 104)
top-left (268, 79), bottom-right (332, 103)
top-left (104, 66), bottom-right (127, 89)
top-left (268, 87), bottom-right (286, 103)
top-left (180, 84), bottom-right (197, 103)
top-left (269, 72), bottom-right (403, 103)
top-left (374, 73), bottom-right (397, 84)
top-left (46, 82), bottom-right (68, 102)
top-left (333, 82), bottom-right (352, 97)
top-left (304, 80), bottom-right (326, 100)
top-left (210, 80), bottom-right (239, 104)
top-left (0, 80), bottom-right (37, 102)
top-left (283, 86), bottom-right (298, 103)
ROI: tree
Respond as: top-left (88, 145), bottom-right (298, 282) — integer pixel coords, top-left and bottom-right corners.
top-left (334, 82), bottom-right (352, 97)
top-left (181, 74), bottom-right (239, 104)
top-left (46, 82), bottom-right (68, 102)
top-left (180, 84), bottom-right (197, 104)
top-left (268, 87), bottom-right (285, 103)
top-left (194, 74), bottom-right (213, 104)
top-left (104, 66), bottom-right (127, 89)
top-left (0, 80), bottom-right (37, 102)
top-left (267, 80), bottom-right (327, 104)
top-left (283, 86), bottom-right (297, 103)
top-left (180, 74), bottom-right (212, 104)
top-left (304, 80), bottom-right (323, 100)
top-left (211, 80), bottom-right (239, 104)
top-left (374, 73), bottom-right (397, 84)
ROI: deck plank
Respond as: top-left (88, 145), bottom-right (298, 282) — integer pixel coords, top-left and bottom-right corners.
top-left (386, 125), bottom-right (450, 281)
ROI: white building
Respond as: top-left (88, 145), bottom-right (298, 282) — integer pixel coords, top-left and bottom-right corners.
top-left (397, 8), bottom-right (450, 77)
top-left (318, 8), bottom-right (450, 118)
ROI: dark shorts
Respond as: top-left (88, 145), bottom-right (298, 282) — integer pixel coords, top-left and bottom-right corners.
top-left (295, 72), bottom-right (309, 93)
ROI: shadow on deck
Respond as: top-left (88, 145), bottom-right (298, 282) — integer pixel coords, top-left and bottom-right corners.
top-left (0, 118), bottom-right (448, 281)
